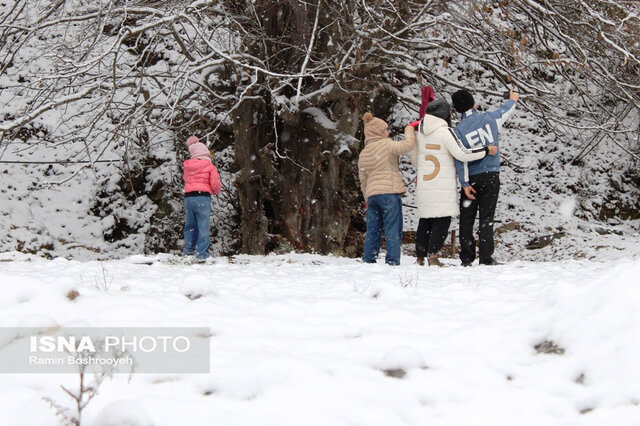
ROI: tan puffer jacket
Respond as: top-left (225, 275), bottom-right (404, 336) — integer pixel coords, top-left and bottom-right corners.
top-left (358, 114), bottom-right (416, 200)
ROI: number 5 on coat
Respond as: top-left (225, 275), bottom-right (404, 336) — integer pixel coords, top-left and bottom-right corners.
top-left (423, 144), bottom-right (441, 181)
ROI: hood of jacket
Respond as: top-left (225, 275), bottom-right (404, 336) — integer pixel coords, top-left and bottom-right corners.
top-left (419, 114), bottom-right (448, 137)
top-left (364, 117), bottom-right (389, 144)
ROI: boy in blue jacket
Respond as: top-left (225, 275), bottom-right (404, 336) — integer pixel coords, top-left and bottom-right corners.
top-left (452, 89), bottom-right (519, 266)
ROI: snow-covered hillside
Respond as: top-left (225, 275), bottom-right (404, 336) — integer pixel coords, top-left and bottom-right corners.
top-left (1, 1), bottom-right (638, 262)
top-left (0, 252), bottom-right (639, 425)
top-left (2, 96), bottom-right (639, 262)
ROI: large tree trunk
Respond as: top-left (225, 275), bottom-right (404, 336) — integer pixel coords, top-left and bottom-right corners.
top-left (233, 95), bottom-right (274, 254)
top-left (233, 93), bottom-right (365, 255)
top-left (274, 115), bottom-right (364, 255)
top-left (231, 0), bottom-right (367, 256)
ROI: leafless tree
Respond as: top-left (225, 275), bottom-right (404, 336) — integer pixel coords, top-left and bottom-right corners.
top-left (441, 1), bottom-right (639, 160)
top-left (1, 0), bottom-right (638, 255)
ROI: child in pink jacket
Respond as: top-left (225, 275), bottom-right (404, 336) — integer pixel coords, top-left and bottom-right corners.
top-left (182, 136), bottom-right (222, 260)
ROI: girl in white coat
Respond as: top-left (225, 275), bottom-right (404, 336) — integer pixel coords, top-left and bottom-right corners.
top-left (411, 101), bottom-right (497, 266)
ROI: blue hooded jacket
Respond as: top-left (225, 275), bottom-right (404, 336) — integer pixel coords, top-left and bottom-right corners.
top-left (453, 100), bottom-right (516, 187)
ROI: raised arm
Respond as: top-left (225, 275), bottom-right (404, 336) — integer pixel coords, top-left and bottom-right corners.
top-left (387, 125), bottom-right (417, 155)
top-left (410, 140), bottom-right (418, 166)
top-left (488, 91), bottom-right (518, 129)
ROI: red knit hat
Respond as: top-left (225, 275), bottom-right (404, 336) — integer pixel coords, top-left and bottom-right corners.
top-left (419, 86), bottom-right (435, 118)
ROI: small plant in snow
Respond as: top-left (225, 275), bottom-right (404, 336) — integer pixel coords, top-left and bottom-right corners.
top-left (398, 272), bottom-right (418, 289)
top-left (93, 263), bottom-right (113, 292)
top-left (43, 363), bottom-right (108, 426)
top-left (352, 282), bottom-right (381, 299)
top-left (43, 342), bottom-right (132, 426)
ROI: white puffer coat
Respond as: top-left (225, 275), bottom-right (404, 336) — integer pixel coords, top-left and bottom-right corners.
top-left (410, 115), bottom-right (487, 218)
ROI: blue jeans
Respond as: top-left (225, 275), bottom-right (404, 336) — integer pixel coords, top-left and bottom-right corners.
top-left (363, 194), bottom-right (403, 265)
top-left (183, 195), bottom-right (212, 259)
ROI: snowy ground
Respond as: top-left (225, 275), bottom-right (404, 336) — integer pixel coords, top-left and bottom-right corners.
top-left (1, 252), bottom-right (639, 426)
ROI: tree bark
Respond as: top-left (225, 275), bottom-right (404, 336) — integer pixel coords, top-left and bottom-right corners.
top-left (233, 95), bottom-right (273, 254)
top-left (230, 0), bottom-right (367, 256)
top-left (233, 93), bottom-right (365, 255)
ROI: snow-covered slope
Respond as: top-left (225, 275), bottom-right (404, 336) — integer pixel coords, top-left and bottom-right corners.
top-left (1, 1), bottom-right (638, 261)
top-left (2, 97), bottom-right (638, 262)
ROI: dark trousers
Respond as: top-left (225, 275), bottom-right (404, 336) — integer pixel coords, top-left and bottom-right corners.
top-left (416, 216), bottom-right (451, 258)
top-left (459, 172), bottom-right (500, 264)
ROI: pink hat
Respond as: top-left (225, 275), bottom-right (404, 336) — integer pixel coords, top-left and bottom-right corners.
top-left (189, 142), bottom-right (211, 161)
top-left (186, 135), bottom-right (200, 146)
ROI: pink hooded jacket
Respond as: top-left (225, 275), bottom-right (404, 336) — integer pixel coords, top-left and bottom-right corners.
top-left (183, 159), bottom-right (222, 195)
